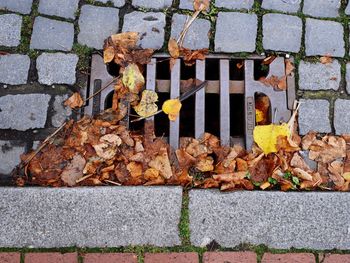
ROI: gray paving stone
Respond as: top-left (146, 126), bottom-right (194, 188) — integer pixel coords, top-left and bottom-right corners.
top-left (262, 0), bottom-right (301, 13)
top-left (299, 60), bottom-right (340, 91)
top-left (179, 0), bottom-right (194, 10)
top-left (0, 0), bottom-right (33, 14)
top-left (0, 187), bottom-right (182, 247)
top-left (346, 2), bottom-right (350, 15)
top-left (170, 14), bottom-right (210, 50)
top-left (123, 12), bottom-right (166, 49)
top-left (305, 18), bottom-right (344, 57)
top-left (298, 99), bottom-right (331, 135)
top-left (78, 5), bottom-right (119, 49)
top-left (38, 0), bottom-right (79, 19)
top-left (97, 0), bottom-right (125, 7)
top-left (215, 0), bottom-right (254, 9)
top-left (132, 0), bottom-right (172, 9)
top-left (0, 14), bottom-right (22, 47)
top-left (263, 13), bottom-right (302, 53)
top-left (189, 190), bottom-right (350, 249)
top-left (303, 0), bottom-right (340, 18)
top-left (346, 63), bottom-right (350, 94)
top-left (51, 95), bottom-right (72, 128)
top-left (0, 141), bottom-right (25, 175)
top-left (215, 12), bottom-right (257, 53)
top-left (37, 53), bottom-right (78, 85)
top-left (334, 99), bottom-right (350, 135)
top-left (30, 17), bottom-right (74, 51)
top-left (0, 94), bottom-right (50, 131)
top-left (0, 54), bottom-right (30, 85)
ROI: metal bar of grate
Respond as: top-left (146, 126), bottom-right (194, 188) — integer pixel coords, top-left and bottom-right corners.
top-left (220, 60), bottom-right (230, 146)
top-left (195, 59), bottom-right (205, 139)
top-left (146, 58), bottom-right (157, 129)
top-left (169, 59), bottom-right (181, 149)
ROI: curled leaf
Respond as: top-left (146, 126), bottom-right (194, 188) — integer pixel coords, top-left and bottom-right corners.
top-left (162, 98), bottom-right (182, 121)
top-left (103, 46), bottom-right (115, 63)
top-left (64, 92), bottom-right (84, 109)
top-left (168, 38), bottom-right (180, 59)
top-left (133, 90), bottom-right (159, 118)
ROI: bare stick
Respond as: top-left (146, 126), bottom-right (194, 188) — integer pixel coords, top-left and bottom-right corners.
top-left (83, 76), bottom-right (119, 104)
top-left (76, 174), bottom-right (94, 183)
top-left (104, 180), bottom-right (122, 186)
top-left (177, 10), bottom-right (201, 46)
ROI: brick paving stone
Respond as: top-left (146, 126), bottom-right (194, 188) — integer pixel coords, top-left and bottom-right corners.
top-left (51, 95), bottom-right (72, 128)
top-left (0, 54), bottom-right (30, 85)
top-left (261, 0), bottom-right (301, 13)
top-left (215, 0), bottom-right (254, 9)
top-left (261, 253), bottom-right (316, 263)
top-left (298, 60), bottom-right (340, 91)
top-left (0, 14), bottom-right (22, 47)
top-left (0, 94), bottom-right (50, 131)
top-left (83, 253), bottom-right (137, 263)
top-left (305, 18), bottom-right (344, 57)
top-left (144, 253), bottom-right (198, 263)
top-left (123, 12), bottom-right (166, 49)
top-left (334, 99), bottom-right (350, 135)
top-left (303, 0), bottom-right (341, 18)
top-left (203, 252), bottom-right (257, 263)
top-left (0, 141), bottom-right (25, 175)
top-left (322, 254), bottom-right (350, 263)
top-left (30, 17), bottom-right (74, 51)
top-left (132, 0), bottom-right (172, 9)
top-left (37, 53), bottom-right (78, 85)
top-left (346, 63), bottom-right (350, 94)
top-left (262, 13), bottom-right (302, 52)
top-left (171, 14), bottom-right (210, 49)
top-left (215, 12), bottom-right (257, 53)
top-left (299, 99), bottom-right (331, 135)
top-left (0, 0), bottom-right (33, 14)
top-left (25, 253), bottom-right (78, 263)
top-left (78, 5), bottom-right (119, 49)
top-left (38, 0), bottom-right (79, 19)
top-left (0, 253), bottom-right (20, 263)
top-left (92, 0), bottom-right (125, 7)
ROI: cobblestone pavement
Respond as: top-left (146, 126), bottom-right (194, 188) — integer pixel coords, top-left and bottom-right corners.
top-left (1, 0), bottom-right (350, 178)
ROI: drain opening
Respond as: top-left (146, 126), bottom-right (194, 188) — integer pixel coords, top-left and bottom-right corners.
top-left (254, 60), bottom-right (269, 80)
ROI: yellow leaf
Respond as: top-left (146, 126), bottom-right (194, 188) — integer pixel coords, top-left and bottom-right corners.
top-left (343, 172), bottom-right (350, 181)
top-left (133, 90), bottom-right (159, 118)
top-left (255, 109), bottom-right (264, 123)
top-left (260, 181), bottom-right (271, 190)
top-left (253, 123), bottom-right (291, 154)
top-left (162, 99), bottom-right (182, 121)
top-left (103, 46), bottom-right (115, 63)
top-left (122, 63), bottom-right (145, 94)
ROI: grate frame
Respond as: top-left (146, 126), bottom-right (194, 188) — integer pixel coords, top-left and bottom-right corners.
top-left (84, 54), bottom-right (295, 150)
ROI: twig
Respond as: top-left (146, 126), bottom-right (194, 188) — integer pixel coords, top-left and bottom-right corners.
top-left (104, 180), bottom-right (121, 186)
top-left (83, 77), bottom-right (119, 105)
top-left (76, 174), bottom-right (94, 183)
top-left (131, 81), bottom-right (208, 123)
top-left (177, 10), bottom-right (201, 46)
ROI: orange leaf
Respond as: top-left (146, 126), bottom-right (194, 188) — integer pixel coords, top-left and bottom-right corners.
top-left (64, 92), bottom-right (84, 109)
top-left (168, 38), bottom-right (180, 59)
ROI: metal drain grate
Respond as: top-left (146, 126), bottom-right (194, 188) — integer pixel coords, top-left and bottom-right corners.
top-left (84, 54), bottom-right (295, 150)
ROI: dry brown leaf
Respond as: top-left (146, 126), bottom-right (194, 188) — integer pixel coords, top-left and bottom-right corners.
top-left (290, 152), bottom-right (311, 171)
top-left (193, 0), bottom-right (210, 11)
top-left (328, 160), bottom-right (345, 187)
top-left (260, 75), bottom-right (287, 91)
top-left (309, 136), bottom-right (346, 163)
top-left (176, 149), bottom-right (196, 168)
top-left (127, 162), bottom-right (143, 178)
top-left (180, 47), bottom-right (208, 66)
top-left (104, 46), bottom-right (115, 63)
top-left (320, 55), bottom-right (333, 64)
top-left (61, 153), bottom-right (86, 186)
top-left (196, 156), bottom-right (214, 172)
top-left (111, 32), bottom-right (139, 49)
top-left (301, 131), bottom-right (317, 150)
top-left (64, 92), bottom-right (84, 109)
top-left (168, 38), bottom-right (180, 59)
top-left (148, 148), bottom-right (173, 179)
top-left (292, 167), bottom-right (313, 181)
top-left (285, 59), bottom-right (295, 76)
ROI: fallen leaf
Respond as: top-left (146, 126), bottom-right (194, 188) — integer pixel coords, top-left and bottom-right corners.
top-left (292, 167), bottom-right (313, 181)
top-left (122, 63), bottom-right (145, 94)
top-left (180, 47), bottom-right (208, 66)
top-left (61, 153), bottom-right (86, 186)
top-left (111, 32), bottom-right (139, 49)
top-left (253, 123), bottom-right (291, 154)
top-left (260, 75), bottom-right (287, 91)
top-left (168, 38), bottom-right (180, 59)
top-left (285, 59), bottom-right (295, 76)
top-left (320, 55), bottom-right (333, 64)
top-left (127, 161), bottom-right (143, 178)
top-left (104, 46), bottom-right (115, 63)
top-left (64, 92), bottom-right (84, 109)
top-left (148, 148), bottom-right (173, 179)
top-left (162, 98), bottom-right (182, 121)
top-left (134, 90), bottom-right (159, 118)
top-left (194, 0), bottom-right (210, 11)
top-left (196, 156), bottom-right (214, 172)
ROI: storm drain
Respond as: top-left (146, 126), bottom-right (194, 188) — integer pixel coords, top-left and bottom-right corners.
top-left (84, 54), bottom-right (295, 150)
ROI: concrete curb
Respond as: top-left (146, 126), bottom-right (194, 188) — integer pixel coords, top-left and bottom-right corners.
top-left (0, 187), bottom-right (182, 248)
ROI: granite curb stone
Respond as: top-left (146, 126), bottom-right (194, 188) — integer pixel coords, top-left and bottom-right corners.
top-left (78, 5), bottom-right (119, 49)
top-left (0, 14), bottom-right (22, 47)
top-left (305, 18), bottom-right (344, 57)
top-left (0, 0), bottom-right (33, 14)
top-left (30, 17), bottom-right (74, 51)
top-left (298, 99), bottom-right (331, 135)
top-left (0, 141), bottom-right (25, 174)
top-left (0, 54), bottom-right (30, 85)
top-left (261, 0), bottom-right (301, 13)
top-left (303, 0), bottom-right (341, 18)
top-left (0, 94), bottom-right (50, 131)
top-left (132, 0), bottom-right (172, 9)
top-left (215, 12), bottom-right (257, 53)
top-left (189, 190), bottom-right (350, 249)
top-left (263, 13), bottom-right (302, 53)
top-left (0, 187), bottom-right (182, 247)
top-left (171, 14), bottom-right (211, 50)
top-left (37, 53), bottom-right (78, 85)
top-left (215, 0), bottom-right (254, 10)
top-left (334, 99), bottom-right (350, 135)
top-left (299, 60), bottom-right (341, 91)
top-left (38, 0), bottom-right (79, 19)
top-left (123, 12), bottom-right (166, 49)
